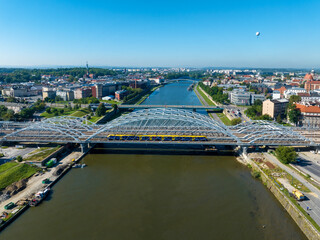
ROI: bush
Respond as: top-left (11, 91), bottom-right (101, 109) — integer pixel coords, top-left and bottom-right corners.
top-left (251, 170), bottom-right (261, 179)
top-left (231, 118), bottom-right (242, 125)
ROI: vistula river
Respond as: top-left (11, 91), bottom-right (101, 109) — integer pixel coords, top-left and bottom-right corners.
top-left (1, 81), bottom-right (307, 240)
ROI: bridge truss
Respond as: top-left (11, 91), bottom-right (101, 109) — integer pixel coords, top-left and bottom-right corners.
top-left (0, 108), bottom-right (315, 147)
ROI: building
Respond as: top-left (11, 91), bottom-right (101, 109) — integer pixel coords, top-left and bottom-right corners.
top-left (230, 90), bottom-right (265, 105)
top-left (305, 80), bottom-right (320, 92)
top-left (296, 102), bottom-right (320, 128)
top-left (272, 90), bottom-right (281, 100)
top-left (129, 80), bottom-right (149, 89)
top-left (202, 80), bottom-right (211, 86)
top-left (42, 87), bottom-right (56, 100)
top-left (1, 86), bottom-right (32, 98)
top-left (94, 83), bottom-right (117, 99)
top-left (102, 95), bottom-right (115, 101)
top-left (230, 91), bottom-right (251, 105)
top-left (56, 90), bottom-right (74, 101)
top-left (283, 87), bottom-right (307, 99)
top-left (115, 90), bottom-right (128, 101)
top-left (74, 88), bottom-right (92, 99)
top-left (149, 77), bottom-right (164, 84)
top-left (250, 94), bottom-right (265, 105)
top-left (262, 99), bottom-right (289, 119)
top-left (274, 86), bottom-right (291, 98)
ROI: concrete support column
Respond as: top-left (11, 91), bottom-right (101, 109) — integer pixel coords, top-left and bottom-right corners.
top-left (80, 143), bottom-right (88, 153)
top-left (242, 146), bottom-right (248, 156)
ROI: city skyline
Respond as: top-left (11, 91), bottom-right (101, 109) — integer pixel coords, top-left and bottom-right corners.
top-left (0, 0), bottom-right (319, 68)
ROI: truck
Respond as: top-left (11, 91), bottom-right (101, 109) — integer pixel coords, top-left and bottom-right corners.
top-left (45, 158), bottom-right (57, 168)
top-left (292, 189), bottom-right (305, 201)
top-left (4, 202), bottom-right (15, 210)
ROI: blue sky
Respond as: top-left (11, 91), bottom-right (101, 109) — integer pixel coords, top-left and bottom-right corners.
top-left (0, 0), bottom-right (319, 68)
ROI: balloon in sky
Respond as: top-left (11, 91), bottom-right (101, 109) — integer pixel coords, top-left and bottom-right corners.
top-left (256, 32), bottom-right (260, 37)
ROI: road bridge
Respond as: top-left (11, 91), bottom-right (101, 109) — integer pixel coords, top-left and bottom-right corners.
top-left (0, 108), bottom-right (318, 148)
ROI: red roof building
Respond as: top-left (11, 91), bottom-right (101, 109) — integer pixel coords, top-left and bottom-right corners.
top-left (296, 102), bottom-right (320, 127)
top-left (305, 80), bottom-right (320, 92)
top-left (304, 73), bottom-right (314, 81)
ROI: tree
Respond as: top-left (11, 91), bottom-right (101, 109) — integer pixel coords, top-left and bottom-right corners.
top-left (231, 118), bottom-right (242, 125)
top-left (112, 104), bottom-right (118, 112)
top-left (276, 114), bottom-right (282, 124)
top-left (289, 95), bottom-right (301, 104)
top-left (96, 103), bottom-right (106, 117)
top-left (16, 155), bottom-right (23, 162)
top-left (275, 146), bottom-right (297, 164)
top-left (288, 108), bottom-right (301, 125)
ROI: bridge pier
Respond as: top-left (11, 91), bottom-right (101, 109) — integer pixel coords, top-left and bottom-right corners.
top-left (80, 143), bottom-right (90, 153)
top-left (240, 146), bottom-right (248, 157)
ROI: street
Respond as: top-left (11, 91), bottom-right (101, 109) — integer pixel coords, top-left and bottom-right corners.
top-left (264, 153), bottom-right (320, 226)
top-left (294, 152), bottom-right (320, 183)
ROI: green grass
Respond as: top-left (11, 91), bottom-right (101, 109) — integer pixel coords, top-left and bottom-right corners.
top-left (216, 113), bottom-right (232, 125)
top-left (40, 108), bottom-right (77, 118)
top-left (101, 100), bottom-right (120, 105)
top-left (87, 115), bottom-right (103, 123)
top-left (0, 163), bottom-right (40, 190)
top-left (196, 85), bottom-right (216, 106)
top-left (24, 146), bottom-right (61, 162)
top-left (0, 162), bottom-right (19, 174)
top-left (71, 108), bottom-right (91, 118)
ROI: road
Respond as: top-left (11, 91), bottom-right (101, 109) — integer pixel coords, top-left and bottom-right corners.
top-left (223, 105), bottom-right (251, 122)
top-left (294, 152), bottom-right (320, 184)
top-left (264, 153), bottom-right (320, 226)
top-left (0, 147), bottom-right (37, 164)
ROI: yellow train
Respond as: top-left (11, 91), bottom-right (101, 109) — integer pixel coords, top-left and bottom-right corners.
top-left (107, 134), bottom-right (208, 142)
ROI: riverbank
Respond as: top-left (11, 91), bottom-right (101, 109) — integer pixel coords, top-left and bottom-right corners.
top-left (193, 84), bottom-right (231, 125)
top-left (0, 146), bottom-right (92, 232)
top-left (238, 152), bottom-right (320, 240)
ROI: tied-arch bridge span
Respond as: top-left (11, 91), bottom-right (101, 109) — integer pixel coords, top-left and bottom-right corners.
top-left (0, 108), bottom-right (317, 148)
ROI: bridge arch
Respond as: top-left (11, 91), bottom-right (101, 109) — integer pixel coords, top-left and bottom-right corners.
top-left (1, 116), bottom-right (97, 143)
top-left (86, 108), bottom-right (240, 143)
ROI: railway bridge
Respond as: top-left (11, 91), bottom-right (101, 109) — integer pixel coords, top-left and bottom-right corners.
top-left (0, 108), bottom-right (318, 152)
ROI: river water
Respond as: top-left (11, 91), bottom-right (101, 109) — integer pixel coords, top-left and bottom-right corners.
top-left (1, 81), bottom-right (307, 240)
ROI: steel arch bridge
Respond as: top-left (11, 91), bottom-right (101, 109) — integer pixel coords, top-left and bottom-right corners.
top-left (0, 108), bottom-right (316, 147)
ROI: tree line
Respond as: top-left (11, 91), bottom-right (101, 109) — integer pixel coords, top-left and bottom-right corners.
top-left (198, 82), bottom-right (229, 104)
top-left (0, 68), bottom-right (118, 83)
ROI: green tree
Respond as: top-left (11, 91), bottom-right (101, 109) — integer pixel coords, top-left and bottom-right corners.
top-left (288, 108), bottom-right (301, 125)
top-left (231, 118), bottom-right (242, 125)
top-left (276, 114), bottom-right (282, 124)
top-left (112, 104), bottom-right (118, 112)
top-left (16, 155), bottom-right (23, 162)
top-left (96, 103), bottom-right (106, 117)
top-left (275, 146), bottom-right (297, 164)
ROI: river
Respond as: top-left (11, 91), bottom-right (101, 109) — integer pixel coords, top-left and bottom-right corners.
top-left (1, 80), bottom-right (307, 240)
